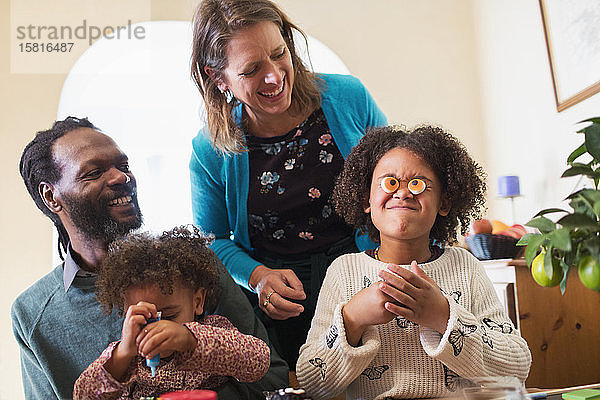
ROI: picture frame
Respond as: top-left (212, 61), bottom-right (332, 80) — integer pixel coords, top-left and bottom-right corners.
top-left (539, 0), bottom-right (600, 112)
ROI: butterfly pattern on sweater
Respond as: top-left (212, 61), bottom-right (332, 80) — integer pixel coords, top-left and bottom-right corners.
top-left (309, 358), bottom-right (327, 380)
top-left (363, 275), bottom-right (372, 288)
top-left (395, 316), bottom-right (418, 329)
top-left (481, 324), bottom-right (494, 349)
top-left (361, 364), bottom-right (389, 380)
top-left (448, 318), bottom-right (478, 356)
top-left (483, 317), bottom-right (513, 334)
top-left (441, 288), bottom-right (462, 304)
top-left (325, 325), bottom-right (338, 349)
top-left (443, 365), bottom-right (476, 392)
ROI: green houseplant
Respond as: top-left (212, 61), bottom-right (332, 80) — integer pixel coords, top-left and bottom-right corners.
top-left (517, 117), bottom-right (600, 293)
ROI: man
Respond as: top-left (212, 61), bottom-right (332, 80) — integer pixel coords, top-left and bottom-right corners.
top-left (12, 117), bottom-right (288, 399)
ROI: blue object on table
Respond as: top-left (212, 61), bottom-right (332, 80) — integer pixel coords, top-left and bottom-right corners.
top-left (498, 175), bottom-right (520, 198)
top-left (145, 311), bottom-right (161, 377)
top-left (527, 392), bottom-right (548, 399)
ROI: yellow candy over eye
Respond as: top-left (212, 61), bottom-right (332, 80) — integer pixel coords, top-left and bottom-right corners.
top-left (380, 177), bottom-right (400, 193)
top-left (408, 178), bottom-right (426, 195)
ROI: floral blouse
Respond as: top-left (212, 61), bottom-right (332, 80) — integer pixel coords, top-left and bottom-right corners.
top-left (246, 108), bottom-right (353, 255)
top-left (73, 315), bottom-right (270, 399)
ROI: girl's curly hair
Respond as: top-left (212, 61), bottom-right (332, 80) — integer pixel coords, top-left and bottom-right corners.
top-left (96, 225), bottom-right (221, 316)
top-left (332, 125), bottom-right (486, 245)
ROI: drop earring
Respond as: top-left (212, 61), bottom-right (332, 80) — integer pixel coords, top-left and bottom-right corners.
top-left (223, 89), bottom-right (234, 104)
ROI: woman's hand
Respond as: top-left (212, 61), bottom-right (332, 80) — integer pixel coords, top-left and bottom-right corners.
top-left (249, 265), bottom-right (306, 320)
top-left (104, 302), bottom-right (156, 381)
top-left (342, 284), bottom-right (397, 346)
top-left (136, 320), bottom-right (197, 360)
top-left (377, 261), bottom-right (450, 334)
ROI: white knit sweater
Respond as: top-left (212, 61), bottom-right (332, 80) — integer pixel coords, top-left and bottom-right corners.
top-left (296, 247), bottom-right (531, 400)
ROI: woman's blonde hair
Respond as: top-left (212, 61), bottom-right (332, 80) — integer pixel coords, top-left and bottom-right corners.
top-left (191, 0), bottom-right (322, 154)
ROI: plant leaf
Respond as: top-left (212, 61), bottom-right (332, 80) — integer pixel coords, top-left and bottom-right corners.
top-left (557, 213), bottom-right (600, 231)
top-left (525, 235), bottom-right (545, 267)
top-left (579, 189), bottom-right (600, 204)
top-left (578, 117), bottom-right (600, 125)
top-left (532, 208), bottom-right (568, 218)
top-left (583, 236), bottom-right (600, 256)
top-left (566, 188), bottom-right (590, 200)
top-left (586, 170), bottom-right (600, 181)
top-left (543, 246), bottom-right (554, 278)
top-left (517, 233), bottom-right (541, 246)
top-left (568, 196), bottom-right (595, 217)
top-left (550, 229), bottom-right (571, 251)
top-left (567, 143), bottom-right (587, 164)
top-left (584, 122), bottom-right (600, 161)
top-left (526, 216), bottom-right (557, 233)
top-left (594, 201), bottom-right (600, 217)
top-left (559, 259), bottom-right (569, 295)
top-left (561, 165), bottom-right (594, 178)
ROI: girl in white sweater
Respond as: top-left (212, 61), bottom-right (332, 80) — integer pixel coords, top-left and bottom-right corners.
top-left (297, 126), bottom-right (531, 399)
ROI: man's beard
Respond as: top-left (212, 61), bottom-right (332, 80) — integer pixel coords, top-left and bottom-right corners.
top-left (63, 192), bottom-right (143, 243)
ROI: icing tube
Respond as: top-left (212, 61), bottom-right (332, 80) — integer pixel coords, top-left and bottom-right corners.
top-left (145, 311), bottom-right (161, 377)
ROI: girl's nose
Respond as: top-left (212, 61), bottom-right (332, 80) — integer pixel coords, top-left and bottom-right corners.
top-left (392, 184), bottom-right (413, 199)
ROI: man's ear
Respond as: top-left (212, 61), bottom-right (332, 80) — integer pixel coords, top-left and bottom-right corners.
top-left (39, 182), bottom-right (62, 213)
top-left (203, 66), bottom-right (228, 92)
top-left (194, 288), bottom-right (207, 316)
top-left (439, 195), bottom-right (450, 217)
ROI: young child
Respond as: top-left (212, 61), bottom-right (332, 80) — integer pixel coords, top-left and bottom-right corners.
top-left (296, 126), bottom-right (531, 399)
top-left (73, 225), bottom-right (270, 399)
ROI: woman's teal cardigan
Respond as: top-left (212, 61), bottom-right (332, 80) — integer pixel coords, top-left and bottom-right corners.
top-left (190, 73), bottom-right (387, 289)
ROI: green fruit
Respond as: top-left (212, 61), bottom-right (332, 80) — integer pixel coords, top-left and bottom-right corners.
top-left (578, 255), bottom-right (600, 291)
top-left (531, 252), bottom-right (562, 287)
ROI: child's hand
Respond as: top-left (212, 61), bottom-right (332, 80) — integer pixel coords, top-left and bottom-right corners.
top-left (104, 301), bottom-right (156, 382)
top-left (120, 302), bottom-right (157, 358)
top-left (342, 284), bottom-right (397, 346)
top-left (136, 320), bottom-right (197, 360)
top-left (377, 261), bottom-right (450, 334)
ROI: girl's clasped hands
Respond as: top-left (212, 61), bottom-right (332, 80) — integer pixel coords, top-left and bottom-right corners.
top-left (343, 261), bottom-right (450, 346)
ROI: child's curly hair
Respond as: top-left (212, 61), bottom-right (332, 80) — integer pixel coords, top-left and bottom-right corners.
top-left (332, 125), bottom-right (486, 245)
top-left (96, 225), bottom-right (221, 316)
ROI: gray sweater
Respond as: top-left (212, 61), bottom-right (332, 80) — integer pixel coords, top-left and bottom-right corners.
top-left (12, 258), bottom-right (288, 399)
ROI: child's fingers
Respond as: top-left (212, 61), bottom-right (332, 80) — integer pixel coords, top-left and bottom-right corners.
top-left (135, 302), bottom-right (158, 317)
top-left (378, 269), bottom-right (419, 299)
top-left (139, 329), bottom-right (169, 359)
top-left (384, 301), bottom-right (413, 320)
top-left (135, 320), bottom-right (161, 347)
top-left (384, 264), bottom-right (425, 289)
top-left (135, 325), bottom-right (148, 347)
top-left (378, 280), bottom-right (416, 310)
top-left (125, 304), bottom-right (154, 320)
top-left (409, 261), bottom-right (436, 286)
top-left (125, 314), bottom-right (148, 332)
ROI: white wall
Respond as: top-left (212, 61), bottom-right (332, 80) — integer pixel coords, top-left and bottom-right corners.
top-left (472, 0), bottom-right (600, 225)
top-left (279, 0), bottom-right (486, 166)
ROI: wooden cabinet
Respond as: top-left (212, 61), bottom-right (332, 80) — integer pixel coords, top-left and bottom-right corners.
top-left (482, 258), bottom-right (600, 388)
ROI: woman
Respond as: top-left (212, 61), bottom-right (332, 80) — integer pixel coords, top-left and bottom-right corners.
top-left (190, 0), bottom-right (386, 369)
